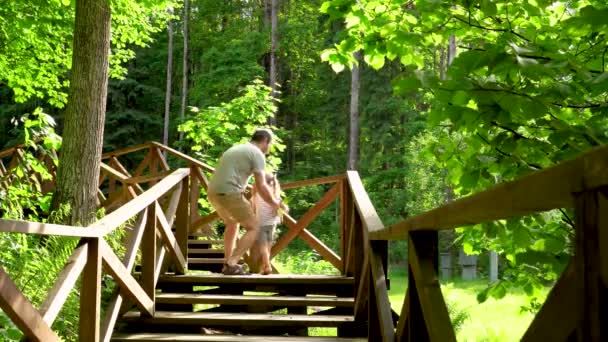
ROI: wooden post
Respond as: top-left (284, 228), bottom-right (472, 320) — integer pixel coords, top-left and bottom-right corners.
top-left (574, 188), bottom-right (608, 342)
top-left (141, 203), bottom-right (157, 317)
top-left (368, 267), bottom-right (382, 341)
top-left (176, 177), bottom-right (190, 262)
top-left (80, 238), bottom-right (102, 342)
top-left (407, 232), bottom-right (433, 342)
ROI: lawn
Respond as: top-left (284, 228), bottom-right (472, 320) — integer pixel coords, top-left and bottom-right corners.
top-left (388, 270), bottom-right (550, 342)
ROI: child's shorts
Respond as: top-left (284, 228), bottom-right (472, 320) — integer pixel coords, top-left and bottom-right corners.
top-left (257, 224), bottom-right (276, 243)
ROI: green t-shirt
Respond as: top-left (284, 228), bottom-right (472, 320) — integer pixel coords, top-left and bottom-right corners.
top-left (208, 143), bottom-right (266, 193)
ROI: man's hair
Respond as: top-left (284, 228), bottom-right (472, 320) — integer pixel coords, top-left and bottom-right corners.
top-left (251, 128), bottom-right (273, 143)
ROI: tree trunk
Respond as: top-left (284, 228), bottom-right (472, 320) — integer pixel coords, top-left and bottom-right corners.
top-left (347, 51), bottom-right (361, 171)
top-left (51, 0), bottom-right (111, 225)
top-left (163, 12), bottom-right (174, 147)
top-left (178, 0), bottom-right (189, 142)
top-left (268, 0), bottom-right (279, 125)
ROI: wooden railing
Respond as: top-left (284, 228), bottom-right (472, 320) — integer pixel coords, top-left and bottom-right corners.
top-left (364, 144), bottom-right (608, 341)
top-left (0, 167), bottom-right (191, 342)
top-left (0, 142), bottom-right (361, 340)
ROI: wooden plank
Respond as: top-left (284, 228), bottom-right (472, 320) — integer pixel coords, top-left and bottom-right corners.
top-left (121, 311), bottom-right (354, 327)
top-left (282, 175), bottom-right (345, 190)
top-left (110, 156), bottom-right (144, 194)
top-left (125, 170), bottom-right (173, 185)
top-left (40, 242), bottom-right (88, 325)
top-left (346, 171), bottom-right (384, 233)
top-left (155, 202), bottom-right (187, 274)
top-left (176, 178), bottom-right (190, 266)
top-left (190, 212), bottom-right (219, 235)
top-left (102, 142), bottom-right (151, 159)
top-left (141, 203), bottom-right (157, 316)
top-left (151, 142), bottom-right (215, 173)
top-left (0, 146), bottom-right (16, 159)
top-left (0, 218), bottom-right (100, 237)
top-left (90, 168), bottom-right (189, 234)
top-left (188, 248), bottom-right (224, 254)
top-left (153, 146), bottom-right (171, 171)
top-left (369, 241), bottom-right (395, 340)
top-left (193, 166), bottom-right (210, 191)
top-left (339, 180), bottom-right (347, 273)
top-left (353, 252), bottom-right (369, 320)
top-left (573, 189), bottom-right (607, 341)
top-left (408, 231), bottom-right (456, 342)
top-left (158, 274), bottom-right (353, 286)
top-left (371, 145), bottom-right (608, 241)
top-left (298, 228), bottom-right (342, 269)
top-left (132, 149), bottom-right (154, 177)
top-left (188, 239), bottom-right (223, 246)
top-left (111, 333), bottom-right (367, 341)
top-left (187, 258), bottom-right (225, 265)
top-left (0, 265), bottom-right (60, 341)
top-left (190, 166), bottom-right (202, 224)
top-left (100, 240), bottom-right (154, 316)
top-left (101, 209), bottom-right (148, 342)
top-left (80, 238), bottom-right (102, 342)
top-left (155, 293), bottom-right (354, 307)
top-left (395, 289), bottom-right (410, 341)
top-left (101, 162), bottom-right (129, 182)
top-left (521, 261), bottom-right (579, 341)
top-left (271, 184), bottom-right (340, 258)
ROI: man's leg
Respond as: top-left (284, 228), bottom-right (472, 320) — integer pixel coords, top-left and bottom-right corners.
top-left (223, 222), bottom-right (239, 261)
top-left (226, 216), bottom-right (258, 267)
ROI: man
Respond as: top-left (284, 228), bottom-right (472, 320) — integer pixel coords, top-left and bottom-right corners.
top-left (207, 128), bottom-right (281, 275)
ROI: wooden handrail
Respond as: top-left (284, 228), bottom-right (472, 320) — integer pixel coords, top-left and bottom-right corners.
top-left (151, 142), bottom-right (216, 173)
top-left (0, 219), bottom-right (100, 237)
top-left (282, 174), bottom-right (345, 190)
top-left (344, 171), bottom-right (394, 341)
top-left (101, 142), bottom-right (151, 159)
top-left (371, 143), bottom-right (608, 241)
top-left (90, 168), bottom-right (189, 235)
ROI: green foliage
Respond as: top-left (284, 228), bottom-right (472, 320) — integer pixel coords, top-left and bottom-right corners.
top-left (321, 0), bottom-right (608, 307)
top-left (0, 0), bottom-right (178, 107)
top-left (276, 250), bottom-right (339, 275)
top-left (0, 109), bottom-right (61, 220)
top-left (178, 79), bottom-right (285, 168)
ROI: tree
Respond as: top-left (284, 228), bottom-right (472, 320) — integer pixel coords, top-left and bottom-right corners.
top-left (347, 51), bottom-right (361, 170)
top-left (163, 9), bottom-right (174, 146)
top-left (269, 0), bottom-right (280, 125)
top-left (320, 0), bottom-right (608, 303)
top-left (179, 0), bottom-right (190, 142)
top-left (51, 0), bottom-right (112, 225)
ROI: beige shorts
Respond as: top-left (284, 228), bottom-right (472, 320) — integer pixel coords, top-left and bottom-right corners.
top-left (208, 192), bottom-right (256, 226)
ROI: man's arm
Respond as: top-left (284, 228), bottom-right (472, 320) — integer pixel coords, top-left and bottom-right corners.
top-left (253, 170), bottom-right (280, 209)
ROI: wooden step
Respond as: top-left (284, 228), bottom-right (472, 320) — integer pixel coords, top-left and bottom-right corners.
top-left (188, 240), bottom-right (223, 247)
top-left (156, 293), bottom-right (354, 307)
top-left (121, 311), bottom-right (354, 328)
top-left (189, 258), bottom-right (225, 264)
top-left (157, 274), bottom-right (353, 295)
top-left (112, 333), bottom-right (366, 341)
top-left (188, 249), bottom-right (224, 255)
top-left (159, 274), bottom-right (353, 286)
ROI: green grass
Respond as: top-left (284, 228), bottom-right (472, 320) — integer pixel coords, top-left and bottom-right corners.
top-left (388, 270), bottom-right (550, 342)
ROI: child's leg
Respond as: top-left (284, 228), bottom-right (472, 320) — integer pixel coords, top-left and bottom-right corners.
top-left (260, 241), bottom-right (272, 274)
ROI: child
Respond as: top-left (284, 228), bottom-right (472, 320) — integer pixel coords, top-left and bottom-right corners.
top-left (251, 172), bottom-right (286, 275)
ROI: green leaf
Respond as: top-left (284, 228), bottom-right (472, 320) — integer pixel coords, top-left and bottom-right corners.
top-left (477, 287), bottom-right (490, 303)
top-left (460, 170), bottom-right (480, 190)
top-left (364, 53), bottom-right (385, 70)
top-left (480, 0), bottom-right (497, 17)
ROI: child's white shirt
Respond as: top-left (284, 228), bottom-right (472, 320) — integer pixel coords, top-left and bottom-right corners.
top-left (254, 193), bottom-right (281, 226)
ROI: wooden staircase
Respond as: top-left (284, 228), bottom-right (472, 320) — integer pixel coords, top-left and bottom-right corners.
top-left (111, 238), bottom-right (366, 341)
